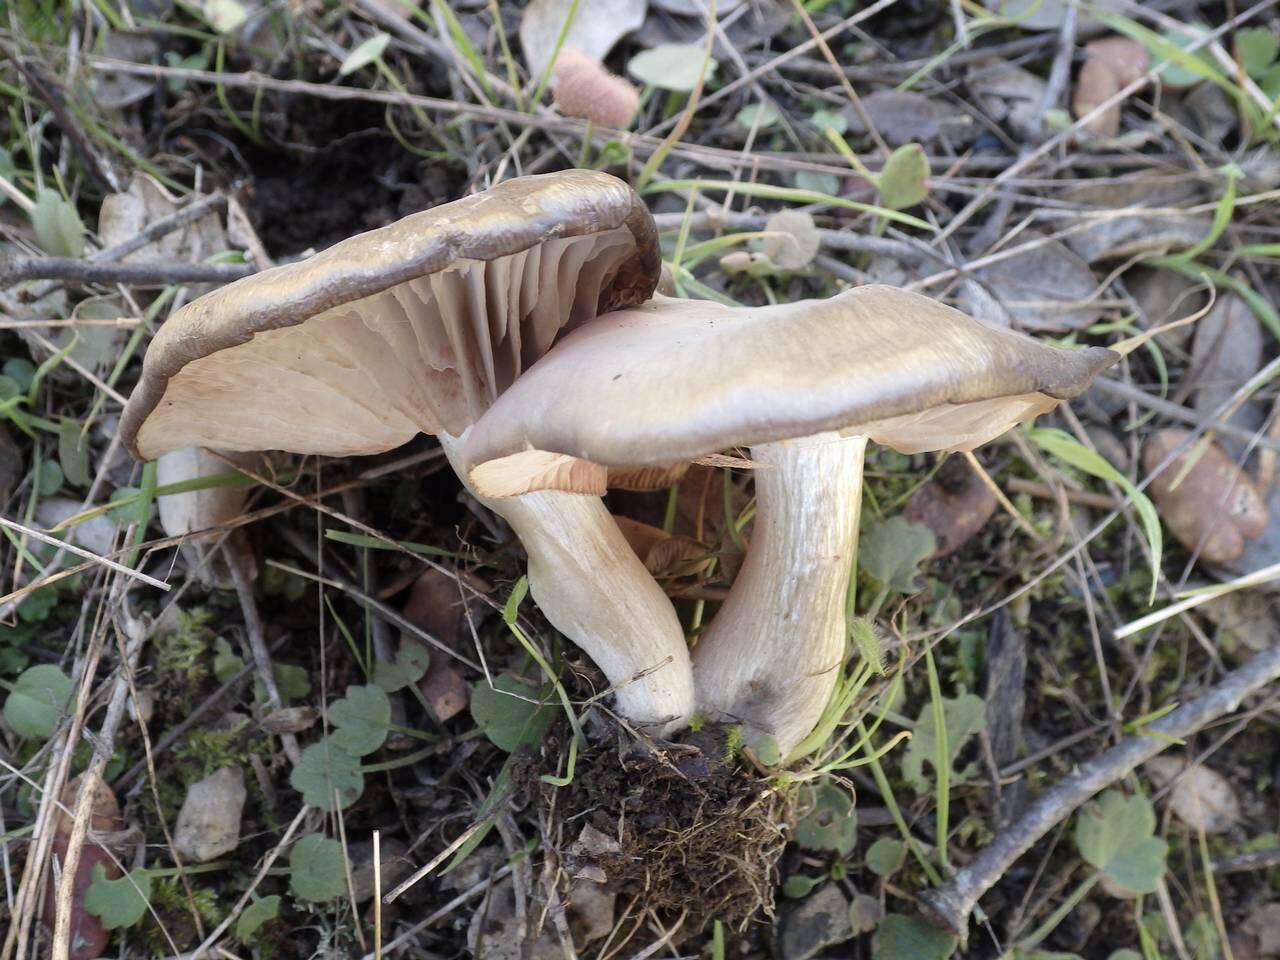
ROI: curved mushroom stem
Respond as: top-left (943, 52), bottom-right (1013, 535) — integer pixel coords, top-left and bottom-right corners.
top-left (691, 433), bottom-right (867, 754)
top-left (439, 434), bottom-right (694, 736)
top-left (157, 447), bottom-right (256, 587)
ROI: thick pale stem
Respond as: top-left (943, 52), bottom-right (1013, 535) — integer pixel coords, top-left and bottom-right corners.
top-left (692, 433), bottom-right (866, 753)
top-left (440, 434), bottom-right (693, 735)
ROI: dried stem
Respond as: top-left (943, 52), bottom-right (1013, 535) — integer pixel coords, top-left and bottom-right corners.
top-left (919, 643), bottom-right (1280, 936)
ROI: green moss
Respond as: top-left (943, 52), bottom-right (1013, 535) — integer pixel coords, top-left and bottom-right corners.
top-left (156, 608), bottom-right (215, 684)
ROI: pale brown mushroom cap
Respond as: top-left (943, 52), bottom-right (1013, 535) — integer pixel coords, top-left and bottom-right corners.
top-left (463, 286), bottom-right (1119, 496)
top-left (120, 170), bottom-right (659, 461)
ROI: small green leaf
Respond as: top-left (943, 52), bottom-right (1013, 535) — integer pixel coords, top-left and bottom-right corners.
top-left (794, 781), bottom-right (858, 855)
top-left (36, 459), bottom-right (64, 496)
top-left (736, 102), bottom-right (780, 130)
top-left (864, 837), bottom-right (906, 876)
top-left (213, 636), bottom-right (244, 684)
top-left (849, 617), bottom-right (884, 675)
top-left (1236, 27), bottom-right (1278, 77)
top-left (859, 516), bottom-right (936, 595)
top-left (782, 874), bottom-right (822, 898)
top-left (1028, 427), bottom-right (1161, 603)
top-left (107, 485), bottom-right (150, 525)
top-left (470, 674), bottom-right (554, 752)
top-left (1075, 790), bottom-right (1168, 895)
top-left (809, 109), bottom-right (847, 135)
top-left (877, 143), bottom-right (929, 211)
top-left (289, 834), bottom-right (348, 902)
top-left (260, 662), bottom-right (310, 704)
top-left (58, 419), bottom-right (90, 488)
top-left (752, 735), bottom-right (781, 766)
top-left (4, 663), bottom-right (73, 739)
top-left (628, 43), bottom-right (718, 92)
top-left (328, 684), bottom-right (391, 756)
top-left (31, 188), bottom-right (85, 258)
top-left (3, 358), bottom-right (35, 392)
top-left (339, 32), bottom-right (390, 76)
top-left (503, 576), bottom-right (529, 626)
top-left (84, 864), bottom-right (151, 929)
top-left (289, 737), bottom-right (364, 811)
top-left (235, 894), bottom-right (280, 941)
top-left (901, 692), bottom-right (985, 794)
top-left (874, 913), bottom-right (957, 960)
top-left (373, 640), bottom-right (430, 692)
top-left (794, 171), bottom-right (840, 195)
top-left (1107, 950), bottom-right (1143, 960)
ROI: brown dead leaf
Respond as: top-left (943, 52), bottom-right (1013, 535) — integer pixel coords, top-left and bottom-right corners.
top-left (1125, 266), bottom-right (1207, 352)
top-left (965, 233), bottom-right (1102, 332)
top-left (1145, 756), bottom-right (1241, 834)
top-left (1189, 292), bottom-right (1265, 455)
top-left (41, 775), bottom-right (123, 960)
top-left (613, 515), bottom-right (706, 576)
top-left (901, 458), bottom-right (998, 557)
top-left (403, 569), bottom-right (472, 721)
top-left (967, 56), bottom-right (1048, 141)
top-left (1074, 34), bottom-right (1150, 135)
top-left (347, 837), bottom-right (413, 903)
top-left (418, 658), bottom-right (469, 722)
top-left (1144, 428), bottom-right (1269, 565)
top-left (845, 90), bottom-right (964, 145)
top-left (98, 175), bottom-right (228, 264)
top-left (1064, 175), bottom-right (1210, 262)
top-left (1197, 587), bottom-right (1277, 653)
top-left (174, 766), bottom-right (247, 863)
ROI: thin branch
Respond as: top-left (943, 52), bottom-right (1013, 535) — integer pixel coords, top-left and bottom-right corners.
top-left (919, 643), bottom-right (1280, 935)
top-left (0, 255), bottom-right (254, 287)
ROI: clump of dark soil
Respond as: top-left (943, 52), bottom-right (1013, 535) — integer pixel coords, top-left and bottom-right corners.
top-left (524, 718), bottom-right (791, 934)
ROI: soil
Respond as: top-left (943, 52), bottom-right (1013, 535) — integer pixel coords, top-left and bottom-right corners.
top-left (520, 717), bottom-right (791, 936)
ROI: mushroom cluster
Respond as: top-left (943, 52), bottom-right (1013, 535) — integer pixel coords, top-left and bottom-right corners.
top-left (121, 171), bottom-right (1117, 755)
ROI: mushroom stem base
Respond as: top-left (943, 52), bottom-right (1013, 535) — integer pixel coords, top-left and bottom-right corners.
top-left (691, 433), bottom-right (866, 754)
top-left (440, 434), bottom-right (693, 735)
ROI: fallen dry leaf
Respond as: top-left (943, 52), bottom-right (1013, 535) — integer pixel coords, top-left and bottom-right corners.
top-left (1189, 292), bottom-right (1266, 454)
top-left (966, 56), bottom-right (1047, 141)
top-left (1144, 428), bottom-right (1269, 565)
top-left (1064, 175), bottom-right (1210, 262)
top-left (1073, 37), bottom-right (1150, 137)
top-left (520, 0), bottom-right (646, 81)
top-left (566, 878), bottom-right (616, 946)
top-left (403, 568), bottom-right (472, 721)
top-left (900, 458), bottom-right (998, 557)
top-left (1124, 265), bottom-right (1207, 351)
top-left (41, 775), bottom-right (124, 960)
top-left (174, 766), bottom-right (247, 862)
top-left (964, 233), bottom-right (1102, 332)
top-left (845, 90), bottom-right (963, 145)
top-left (1145, 756), bottom-right (1241, 834)
top-left (613, 515), bottom-right (706, 576)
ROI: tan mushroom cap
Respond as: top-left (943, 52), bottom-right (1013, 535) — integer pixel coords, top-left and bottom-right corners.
top-left (120, 170), bottom-right (659, 461)
top-left (463, 286), bottom-right (1120, 497)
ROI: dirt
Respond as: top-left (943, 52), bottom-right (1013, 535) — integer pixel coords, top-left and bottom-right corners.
top-left (520, 717), bottom-right (790, 936)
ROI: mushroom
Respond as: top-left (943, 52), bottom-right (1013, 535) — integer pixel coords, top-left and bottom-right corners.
top-left (156, 447), bottom-right (257, 585)
top-left (119, 171), bottom-right (693, 734)
top-left (460, 287), bottom-right (1119, 752)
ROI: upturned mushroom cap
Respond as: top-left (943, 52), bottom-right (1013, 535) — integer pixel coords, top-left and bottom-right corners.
top-left (119, 170), bottom-right (658, 460)
top-left (462, 286), bottom-right (1120, 496)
